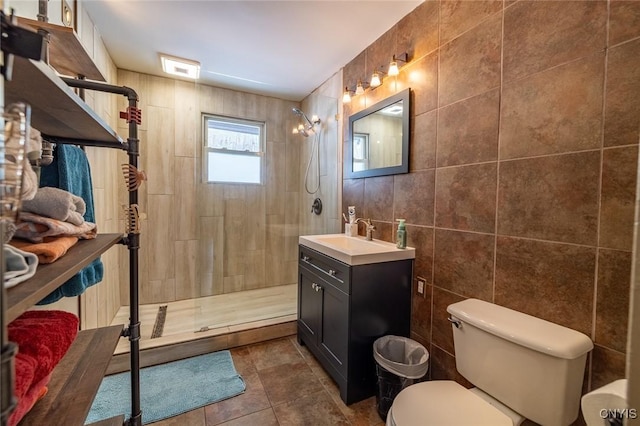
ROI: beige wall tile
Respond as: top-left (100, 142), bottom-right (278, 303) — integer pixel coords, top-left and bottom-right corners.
top-left (266, 141), bottom-right (286, 216)
top-left (174, 156), bottom-right (197, 240)
top-left (245, 186), bottom-right (266, 251)
top-left (147, 74), bottom-right (175, 108)
top-left (223, 198), bottom-right (247, 277)
top-left (175, 240), bottom-right (198, 300)
top-left (174, 80), bottom-right (198, 158)
top-left (147, 194), bottom-right (176, 284)
top-left (198, 216), bottom-right (224, 296)
top-left (146, 105), bottom-right (175, 195)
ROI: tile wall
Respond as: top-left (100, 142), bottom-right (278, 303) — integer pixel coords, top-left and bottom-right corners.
top-left (114, 73), bottom-right (326, 306)
top-left (341, 0), bottom-right (640, 409)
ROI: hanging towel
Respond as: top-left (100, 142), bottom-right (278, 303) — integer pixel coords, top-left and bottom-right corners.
top-left (37, 145), bottom-right (104, 304)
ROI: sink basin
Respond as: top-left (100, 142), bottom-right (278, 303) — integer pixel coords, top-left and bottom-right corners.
top-left (299, 233), bottom-right (415, 266)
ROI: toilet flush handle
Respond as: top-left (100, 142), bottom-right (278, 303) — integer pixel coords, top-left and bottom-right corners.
top-left (448, 316), bottom-right (462, 329)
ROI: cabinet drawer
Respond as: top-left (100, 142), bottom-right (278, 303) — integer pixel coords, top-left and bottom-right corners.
top-left (299, 245), bottom-right (350, 292)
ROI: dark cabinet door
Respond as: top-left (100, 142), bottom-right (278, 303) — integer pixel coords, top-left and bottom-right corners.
top-left (319, 280), bottom-right (349, 377)
top-left (298, 268), bottom-right (321, 339)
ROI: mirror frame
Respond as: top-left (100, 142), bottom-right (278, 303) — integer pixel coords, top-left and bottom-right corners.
top-left (345, 88), bottom-right (410, 179)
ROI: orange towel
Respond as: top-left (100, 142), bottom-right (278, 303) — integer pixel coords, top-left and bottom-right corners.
top-left (10, 236), bottom-right (79, 264)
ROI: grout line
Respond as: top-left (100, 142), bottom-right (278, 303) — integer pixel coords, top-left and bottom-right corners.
top-left (430, 0), bottom-right (443, 351)
top-left (587, 0), bottom-right (613, 392)
top-left (492, 3), bottom-right (506, 303)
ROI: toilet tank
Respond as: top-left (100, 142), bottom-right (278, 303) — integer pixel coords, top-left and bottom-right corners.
top-left (447, 299), bottom-right (593, 426)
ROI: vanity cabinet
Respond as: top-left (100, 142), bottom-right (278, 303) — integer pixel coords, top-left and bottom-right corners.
top-left (297, 244), bottom-right (413, 405)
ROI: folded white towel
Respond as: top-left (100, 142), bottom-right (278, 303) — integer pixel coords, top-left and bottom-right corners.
top-left (4, 244), bottom-right (38, 288)
top-left (21, 187), bottom-right (86, 226)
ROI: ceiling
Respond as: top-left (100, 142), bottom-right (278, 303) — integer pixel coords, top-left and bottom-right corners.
top-left (82, 1), bottom-right (423, 101)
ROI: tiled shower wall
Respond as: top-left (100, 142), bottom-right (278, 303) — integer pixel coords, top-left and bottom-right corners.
top-left (299, 71), bottom-right (343, 237)
top-left (341, 0), bottom-right (639, 403)
top-left (116, 72), bottom-right (306, 305)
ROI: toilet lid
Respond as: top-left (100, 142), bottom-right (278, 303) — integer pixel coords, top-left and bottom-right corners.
top-left (391, 381), bottom-right (513, 426)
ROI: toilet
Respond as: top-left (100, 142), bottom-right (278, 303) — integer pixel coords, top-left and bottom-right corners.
top-left (386, 299), bottom-right (594, 426)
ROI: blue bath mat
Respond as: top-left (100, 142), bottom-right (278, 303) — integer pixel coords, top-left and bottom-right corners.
top-left (86, 350), bottom-right (245, 424)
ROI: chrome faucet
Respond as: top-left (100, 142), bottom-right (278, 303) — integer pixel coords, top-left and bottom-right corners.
top-left (355, 218), bottom-right (376, 241)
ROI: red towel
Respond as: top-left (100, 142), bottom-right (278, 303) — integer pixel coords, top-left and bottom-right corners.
top-left (8, 373), bottom-right (51, 426)
top-left (12, 352), bottom-right (36, 400)
top-left (7, 310), bottom-right (79, 425)
top-left (8, 310), bottom-right (79, 385)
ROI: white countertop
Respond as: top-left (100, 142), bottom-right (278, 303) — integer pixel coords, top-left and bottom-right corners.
top-left (299, 233), bottom-right (415, 266)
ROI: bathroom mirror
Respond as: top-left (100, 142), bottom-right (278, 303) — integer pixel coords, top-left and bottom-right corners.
top-left (345, 88), bottom-right (410, 179)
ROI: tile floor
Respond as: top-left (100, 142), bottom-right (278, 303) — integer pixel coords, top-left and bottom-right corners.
top-left (152, 335), bottom-right (385, 425)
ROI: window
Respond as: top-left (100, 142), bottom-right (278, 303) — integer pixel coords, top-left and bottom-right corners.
top-left (203, 114), bottom-right (264, 184)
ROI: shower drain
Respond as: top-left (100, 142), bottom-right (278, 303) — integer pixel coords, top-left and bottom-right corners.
top-left (150, 305), bottom-right (167, 339)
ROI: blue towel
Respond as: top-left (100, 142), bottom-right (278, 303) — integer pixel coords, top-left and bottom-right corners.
top-left (37, 145), bottom-right (104, 304)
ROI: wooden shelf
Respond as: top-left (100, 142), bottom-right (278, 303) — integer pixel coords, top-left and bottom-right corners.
top-left (6, 234), bottom-right (123, 322)
top-left (16, 17), bottom-right (105, 81)
top-left (19, 325), bottom-right (123, 426)
top-left (4, 56), bottom-right (124, 146)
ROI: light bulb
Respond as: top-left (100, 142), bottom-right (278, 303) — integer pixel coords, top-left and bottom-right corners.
top-left (388, 61), bottom-right (399, 76)
top-left (355, 81), bottom-right (365, 96)
top-left (370, 71), bottom-right (381, 88)
top-left (292, 127), bottom-right (299, 134)
top-left (343, 88), bottom-right (352, 103)
top-left (298, 124), bottom-right (305, 131)
top-left (311, 114), bottom-right (319, 123)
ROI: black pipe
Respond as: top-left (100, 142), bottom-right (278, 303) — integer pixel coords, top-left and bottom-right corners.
top-left (60, 77), bottom-right (139, 103)
top-left (125, 92), bottom-right (142, 426)
top-left (58, 78), bottom-right (142, 425)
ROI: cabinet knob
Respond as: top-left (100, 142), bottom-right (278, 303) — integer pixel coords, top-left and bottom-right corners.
top-left (328, 269), bottom-right (336, 276)
top-left (302, 255), bottom-right (310, 262)
top-left (312, 283), bottom-right (322, 292)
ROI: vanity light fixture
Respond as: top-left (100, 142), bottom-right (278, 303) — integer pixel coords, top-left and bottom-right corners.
top-left (370, 68), bottom-right (387, 88)
top-left (370, 71), bottom-right (381, 88)
top-left (342, 87), bottom-right (353, 103)
top-left (160, 54), bottom-right (200, 79)
top-left (388, 52), bottom-right (409, 76)
top-left (355, 80), bottom-right (368, 96)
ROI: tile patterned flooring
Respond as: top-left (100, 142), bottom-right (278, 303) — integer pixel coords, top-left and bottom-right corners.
top-left (152, 335), bottom-right (384, 425)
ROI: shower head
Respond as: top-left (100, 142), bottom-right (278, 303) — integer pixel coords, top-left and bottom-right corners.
top-left (292, 107), bottom-right (321, 137)
top-left (292, 107), bottom-right (314, 127)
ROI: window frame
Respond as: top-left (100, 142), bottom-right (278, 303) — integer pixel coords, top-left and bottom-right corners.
top-left (202, 113), bottom-right (265, 185)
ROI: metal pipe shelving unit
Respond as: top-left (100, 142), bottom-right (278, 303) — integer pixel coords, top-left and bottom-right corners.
top-left (1, 10), bottom-right (143, 426)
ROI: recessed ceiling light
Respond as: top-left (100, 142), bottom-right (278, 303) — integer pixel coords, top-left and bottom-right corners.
top-left (160, 54), bottom-right (200, 79)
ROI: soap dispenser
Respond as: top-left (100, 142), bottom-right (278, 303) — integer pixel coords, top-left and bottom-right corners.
top-left (396, 219), bottom-right (407, 249)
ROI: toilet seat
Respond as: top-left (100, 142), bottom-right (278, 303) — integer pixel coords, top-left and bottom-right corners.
top-left (388, 381), bottom-right (513, 426)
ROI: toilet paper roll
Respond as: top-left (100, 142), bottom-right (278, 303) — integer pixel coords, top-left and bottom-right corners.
top-left (581, 379), bottom-right (628, 426)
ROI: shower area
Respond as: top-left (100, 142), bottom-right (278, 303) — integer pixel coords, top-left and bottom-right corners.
top-left (111, 72), bottom-right (342, 353)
